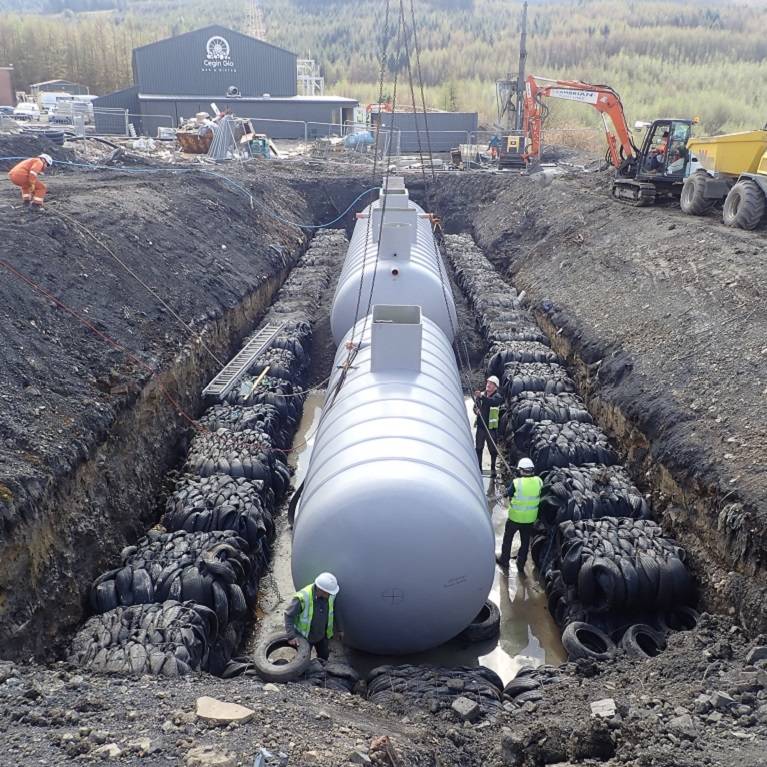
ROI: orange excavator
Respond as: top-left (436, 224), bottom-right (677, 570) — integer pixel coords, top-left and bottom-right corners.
top-left (502, 74), bottom-right (695, 206)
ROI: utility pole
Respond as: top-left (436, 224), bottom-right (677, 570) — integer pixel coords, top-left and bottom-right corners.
top-left (514, 1), bottom-right (528, 131)
top-left (248, 0), bottom-right (266, 40)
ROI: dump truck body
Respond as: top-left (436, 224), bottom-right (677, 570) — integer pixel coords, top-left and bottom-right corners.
top-left (686, 130), bottom-right (767, 178)
top-left (682, 129), bottom-right (767, 229)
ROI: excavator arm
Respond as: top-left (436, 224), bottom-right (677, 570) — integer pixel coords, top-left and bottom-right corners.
top-left (523, 76), bottom-right (638, 167)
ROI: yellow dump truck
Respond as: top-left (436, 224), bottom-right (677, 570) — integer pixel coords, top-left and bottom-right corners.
top-left (680, 129), bottom-right (767, 229)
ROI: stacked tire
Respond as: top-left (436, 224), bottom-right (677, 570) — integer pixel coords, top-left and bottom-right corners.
top-left (69, 230), bottom-right (346, 677)
top-left (366, 664), bottom-right (504, 716)
top-left (443, 233), bottom-right (697, 662)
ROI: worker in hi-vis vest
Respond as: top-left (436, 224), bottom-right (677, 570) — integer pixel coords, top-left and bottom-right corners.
top-left (284, 572), bottom-right (340, 660)
top-left (496, 458), bottom-right (543, 574)
top-left (473, 375), bottom-right (503, 477)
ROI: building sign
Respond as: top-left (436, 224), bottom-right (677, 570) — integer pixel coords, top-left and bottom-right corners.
top-left (203, 36), bottom-right (237, 73)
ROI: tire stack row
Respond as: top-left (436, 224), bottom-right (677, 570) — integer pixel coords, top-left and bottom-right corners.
top-left (443, 233), bottom-right (697, 663)
top-left (68, 230), bottom-right (347, 677)
top-left (366, 664), bottom-right (505, 716)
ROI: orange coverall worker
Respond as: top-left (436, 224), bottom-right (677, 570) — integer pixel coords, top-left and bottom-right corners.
top-left (8, 157), bottom-right (48, 206)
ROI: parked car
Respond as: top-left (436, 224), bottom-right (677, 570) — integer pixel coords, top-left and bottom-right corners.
top-left (13, 103), bottom-right (40, 121)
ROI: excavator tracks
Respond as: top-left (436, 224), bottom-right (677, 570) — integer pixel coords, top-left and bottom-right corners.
top-left (612, 178), bottom-right (656, 207)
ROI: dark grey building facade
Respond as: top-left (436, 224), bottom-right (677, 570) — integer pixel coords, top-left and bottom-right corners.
top-left (380, 111), bottom-right (479, 152)
top-left (132, 26), bottom-right (297, 99)
top-left (94, 26), bottom-right (358, 138)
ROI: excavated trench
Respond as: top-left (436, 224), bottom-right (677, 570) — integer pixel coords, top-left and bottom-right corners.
top-left (2, 171), bottom-right (750, 693)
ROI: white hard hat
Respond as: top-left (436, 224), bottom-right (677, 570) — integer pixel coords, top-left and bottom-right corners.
top-left (486, 376), bottom-right (500, 388)
top-left (314, 572), bottom-right (339, 596)
top-left (39, 154), bottom-right (53, 166)
top-left (517, 457), bottom-right (535, 471)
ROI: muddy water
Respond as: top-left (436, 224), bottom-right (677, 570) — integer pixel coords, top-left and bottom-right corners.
top-left (253, 392), bottom-right (565, 684)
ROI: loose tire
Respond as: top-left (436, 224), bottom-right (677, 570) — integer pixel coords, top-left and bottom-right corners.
top-left (456, 600), bottom-right (501, 643)
top-left (253, 632), bottom-right (311, 683)
top-left (620, 624), bottom-right (666, 659)
top-left (680, 171), bottom-right (715, 215)
top-left (723, 180), bottom-right (766, 230)
top-left (561, 621), bottom-right (616, 662)
top-left (656, 606), bottom-right (699, 634)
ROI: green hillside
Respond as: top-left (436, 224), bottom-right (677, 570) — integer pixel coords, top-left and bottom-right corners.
top-left (0, 0), bottom-right (765, 133)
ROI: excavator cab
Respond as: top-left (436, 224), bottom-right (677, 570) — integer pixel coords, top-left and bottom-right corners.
top-left (614, 118), bottom-right (693, 205)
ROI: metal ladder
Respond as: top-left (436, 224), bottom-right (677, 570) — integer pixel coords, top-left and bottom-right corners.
top-left (202, 320), bottom-right (286, 400)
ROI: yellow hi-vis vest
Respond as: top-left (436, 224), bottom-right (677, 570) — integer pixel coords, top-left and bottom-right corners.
top-left (508, 475), bottom-right (543, 524)
top-left (293, 585), bottom-right (335, 640)
top-left (488, 406), bottom-right (500, 430)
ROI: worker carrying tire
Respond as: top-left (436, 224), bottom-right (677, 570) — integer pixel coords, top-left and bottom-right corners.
top-left (284, 572), bottom-right (340, 661)
top-left (496, 458), bottom-right (543, 574)
top-left (473, 375), bottom-right (503, 477)
top-left (7, 154), bottom-right (53, 208)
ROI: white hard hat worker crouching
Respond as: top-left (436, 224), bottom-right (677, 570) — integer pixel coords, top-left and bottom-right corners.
top-left (284, 572), bottom-right (341, 660)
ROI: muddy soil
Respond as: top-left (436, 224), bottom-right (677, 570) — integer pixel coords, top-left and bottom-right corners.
top-left (0, 145), bottom-right (370, 658)
top-left (428, 170), bottom-right (767, 636)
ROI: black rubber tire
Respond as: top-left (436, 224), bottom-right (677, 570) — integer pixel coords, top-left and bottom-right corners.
top-left (503, 676), bottom-right (540, 699)
top-left (561, 621), bottom-right (616, 662)
top-left (680, 171), bottom-right (715, 215)
top-left (723, 180), bottom-right (766, 230)
top-left (456, 600), bottom-right (501, 643)
top-left (656, 606), bottom-right (699, 634)
top-left (253, 632), bottom-right (311, 682)
top-left (620, 624), bottom-right (666, 659)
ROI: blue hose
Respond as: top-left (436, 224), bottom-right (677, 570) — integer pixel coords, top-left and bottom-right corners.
top-left (0, 155), bottom-right (377, 231)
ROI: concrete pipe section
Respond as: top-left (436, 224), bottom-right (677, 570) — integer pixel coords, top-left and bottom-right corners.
top-left (330, 176), bottom-right (458, 345)
top-left (292, 306), bottom-right (494, 654)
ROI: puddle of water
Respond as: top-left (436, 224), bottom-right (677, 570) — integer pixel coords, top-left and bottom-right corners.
top-left (249, 392), bottom-right (566, 684)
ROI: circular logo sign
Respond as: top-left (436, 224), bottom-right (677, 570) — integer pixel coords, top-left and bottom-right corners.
top-left (206, 36), bottom-right (231, 60)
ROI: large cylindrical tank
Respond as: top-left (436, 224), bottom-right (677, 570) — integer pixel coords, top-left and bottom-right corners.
top-left (292, 305), bottom-right (494, 655)
top-left (330, 177), bottom-right (458, 345)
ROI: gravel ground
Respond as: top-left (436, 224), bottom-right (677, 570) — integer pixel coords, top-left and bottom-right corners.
top-left (1, 613), bottom-right (766, 766)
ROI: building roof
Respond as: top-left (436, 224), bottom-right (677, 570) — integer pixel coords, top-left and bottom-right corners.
top-left (132, 25), bottom-right (296, 59)
top-left (137, 94), bottom-right (358, 105)
top-left (30, 79), bottom-right (83, 87)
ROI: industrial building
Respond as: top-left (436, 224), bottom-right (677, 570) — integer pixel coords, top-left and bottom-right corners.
top-left (93, 26), bottom-right (358, 138)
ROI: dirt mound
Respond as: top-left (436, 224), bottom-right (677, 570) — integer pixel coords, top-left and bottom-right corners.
top-left (0, 133), bottom-right (74, 167)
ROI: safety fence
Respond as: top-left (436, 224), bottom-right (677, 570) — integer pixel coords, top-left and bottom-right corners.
top-left (87, 108), bottom-right (473, 160)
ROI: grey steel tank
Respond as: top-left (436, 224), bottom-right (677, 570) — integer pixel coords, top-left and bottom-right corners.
top-left (291, 305), bottom-right (494, 655)
top-left (330, 177), bottom-right (458, 345)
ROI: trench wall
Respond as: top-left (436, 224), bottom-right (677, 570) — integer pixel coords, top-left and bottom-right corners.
top-left (0, 171), bottom-right (372, 659)
top-left (423, 173), bottom-right (767, 635)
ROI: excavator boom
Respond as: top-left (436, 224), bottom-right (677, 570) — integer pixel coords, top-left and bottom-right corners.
top-left (523, 76), bottom-right (637, 166)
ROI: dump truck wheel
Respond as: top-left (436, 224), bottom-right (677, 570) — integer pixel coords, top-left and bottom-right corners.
top-left (680, 171), bottom-right (715, 215)
top-left (723, 180), bottom-right (766, 229)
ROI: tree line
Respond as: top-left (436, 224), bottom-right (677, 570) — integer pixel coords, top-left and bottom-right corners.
top-left (0, 0), bottom-right (765, 134)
